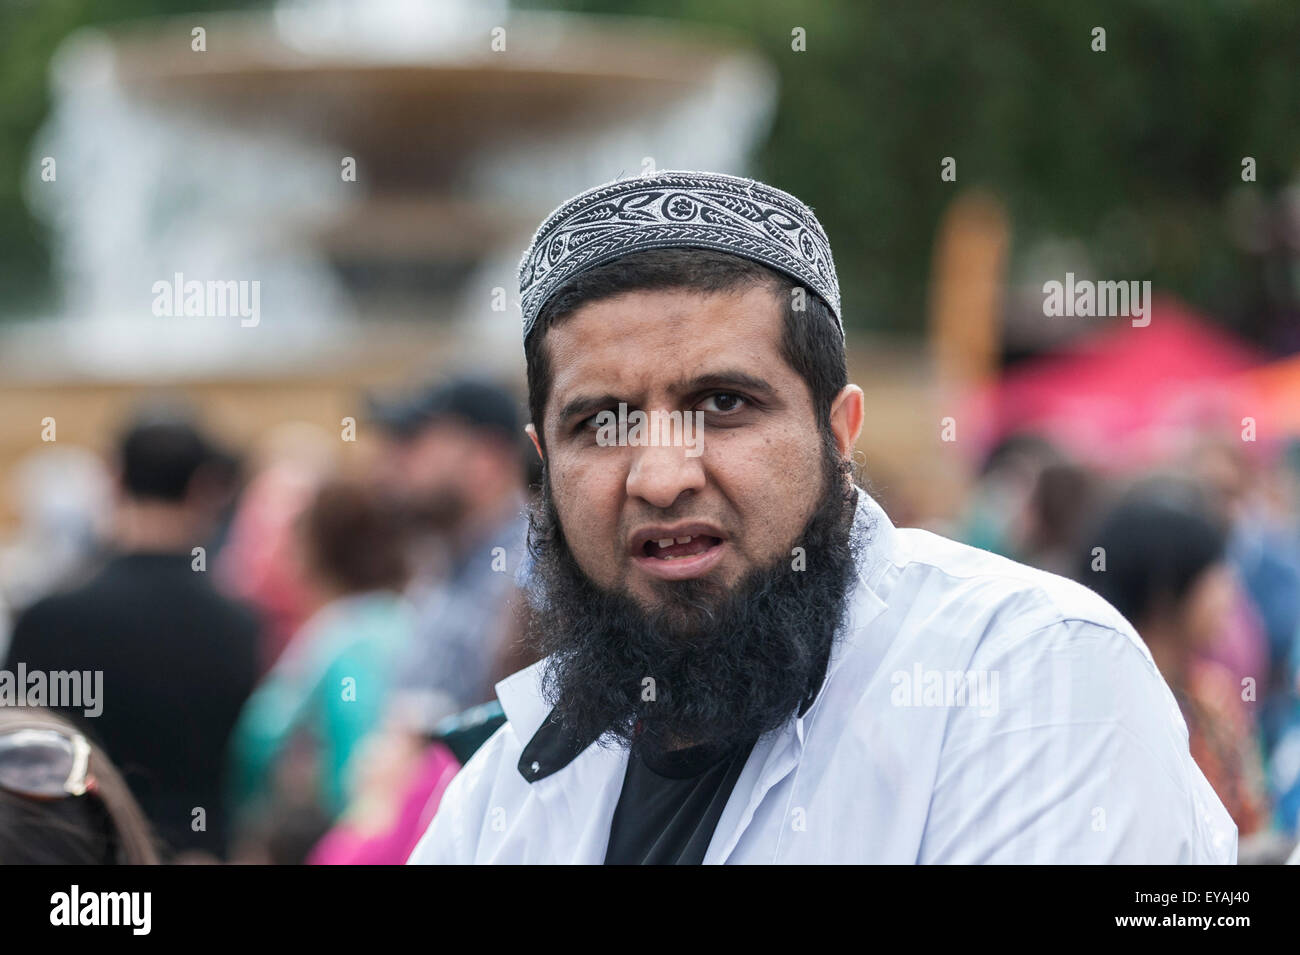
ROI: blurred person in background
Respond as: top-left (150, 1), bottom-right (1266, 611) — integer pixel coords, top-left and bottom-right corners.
top-left (301, 376), bottom-right (532, 864)
top-left (1190, 437), bottom-right (1300, 752)
top-left (0, 447), bottom-right (113, 662)
top-left (1264, 441), bottom-right (1300, 837)
top-left (958, 432), bottom-right (1066, 560)
top-left (368, 375), bottom-right (530, 733)
top-left (0, 706), bottom-right (158, 864)
top-left (1268, 634), bottom-right (1300, 837)
top-left (215, 422), bottom-right (339, 673)
top-left (304, 717), bottom-right (462, 865)
top-left (2, 410), bottom-right (261, 860)
top-left (1075, 477), bottom-right (1272, 840)
top-left (228, 478), bottom-right (413, 859)
top-left (1018, 461), bottom-right (1099, 578)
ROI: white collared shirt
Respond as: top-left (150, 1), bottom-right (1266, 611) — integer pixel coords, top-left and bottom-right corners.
top-left (408, 491), bottom-right (1237, 864)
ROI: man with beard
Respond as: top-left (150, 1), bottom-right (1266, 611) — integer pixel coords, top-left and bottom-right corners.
top-left (369, 375), bottom-right (530, 731)
top-left (409, 171), bottom-right (1236, 864)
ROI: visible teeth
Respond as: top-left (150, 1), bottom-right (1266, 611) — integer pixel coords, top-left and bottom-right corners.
top-left (675, 536), bottom-right (692, 544)
top-left (657, 538), bottom-right (674, 548)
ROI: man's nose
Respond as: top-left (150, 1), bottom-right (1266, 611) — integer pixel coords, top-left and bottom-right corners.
top-left (625, 440), bottom-right (706, 510)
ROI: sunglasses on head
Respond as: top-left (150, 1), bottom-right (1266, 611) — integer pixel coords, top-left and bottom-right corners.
top-left (0, 725), bottom-right (96, 801)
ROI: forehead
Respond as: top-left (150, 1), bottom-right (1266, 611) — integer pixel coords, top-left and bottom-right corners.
top-left (543, 284), bottom-right (790, 411)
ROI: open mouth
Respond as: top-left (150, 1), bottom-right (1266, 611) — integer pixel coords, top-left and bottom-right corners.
top-left (641, 534), bottom-right (724, 561)
top-left (630, 526), bottom-right (728, 581)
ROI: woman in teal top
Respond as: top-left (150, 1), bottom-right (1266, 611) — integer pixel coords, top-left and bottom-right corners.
top-left (228, 481), bottom-right (414, 823)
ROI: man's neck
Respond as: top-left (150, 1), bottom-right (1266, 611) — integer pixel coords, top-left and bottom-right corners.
top-left (113, 500), bottom-right (200, 554)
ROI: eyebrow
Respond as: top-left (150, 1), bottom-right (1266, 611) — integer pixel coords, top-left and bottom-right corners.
top-left (557, 393), bottom-right (623, 424)
top-left (555, 369), bottom-right (778, 423)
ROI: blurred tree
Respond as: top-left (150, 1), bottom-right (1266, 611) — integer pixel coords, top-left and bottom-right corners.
top-left (527, 0), bottom-right (1300, 347)
top-left (0, 0), bottom-right (267, 318)
top-left (3, 0), bottom-right (1299, 347)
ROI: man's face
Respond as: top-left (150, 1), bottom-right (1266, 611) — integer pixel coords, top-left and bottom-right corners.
top-left (393, 419), bottom-right (479, 528)
top-left (539, 284), bottom-right (827, 609)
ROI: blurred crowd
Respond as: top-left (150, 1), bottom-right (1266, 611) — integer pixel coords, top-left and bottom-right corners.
top-left (3, 372), bottom-right (1300, 863)
top-left (0, 373), bottom-right (538, 864)
top-left (954, 431), bottom-right (1300, 862)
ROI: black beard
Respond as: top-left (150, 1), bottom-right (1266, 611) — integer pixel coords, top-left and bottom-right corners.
top-left (523, 437), bottom-right (864, 762)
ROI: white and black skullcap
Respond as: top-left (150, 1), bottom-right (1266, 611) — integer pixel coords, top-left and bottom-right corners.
top-left (518, 170), bottom-right (842, 344)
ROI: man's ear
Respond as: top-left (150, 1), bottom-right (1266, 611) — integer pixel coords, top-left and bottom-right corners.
top-left (828, 384), bottom-right (865, 458)
top-left (525, 423), bottom-right (545, 462)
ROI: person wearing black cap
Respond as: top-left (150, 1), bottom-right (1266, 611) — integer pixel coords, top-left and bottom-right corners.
top-left (3, 410), bottom-right (261, 860)
top-left (368, 375), bottom-right (530, 732)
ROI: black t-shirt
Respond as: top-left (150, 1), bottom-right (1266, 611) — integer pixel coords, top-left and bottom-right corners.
top-left (4, 552), bottom-right (261, 859)
top-left (603, 737), bottom-right (757, 865)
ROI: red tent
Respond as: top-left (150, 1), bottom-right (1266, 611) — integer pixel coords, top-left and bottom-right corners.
top-left (975, 297), bottom-right (1266, 468)
top-left (1237, 352), bottom-right (1300, 435)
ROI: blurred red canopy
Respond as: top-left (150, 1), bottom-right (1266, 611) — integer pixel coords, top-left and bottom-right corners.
top-left (973, 297), bottom-right (1267, 469)
top-left (1238, 352), bottom-right (1300, 436)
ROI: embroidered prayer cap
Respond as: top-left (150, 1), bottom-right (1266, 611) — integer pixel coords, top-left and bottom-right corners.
top-left (518, 170), bottom-right (842, 344)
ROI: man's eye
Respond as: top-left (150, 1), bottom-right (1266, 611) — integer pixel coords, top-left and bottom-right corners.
top-left (698, 392), bottom-right (745, 414)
